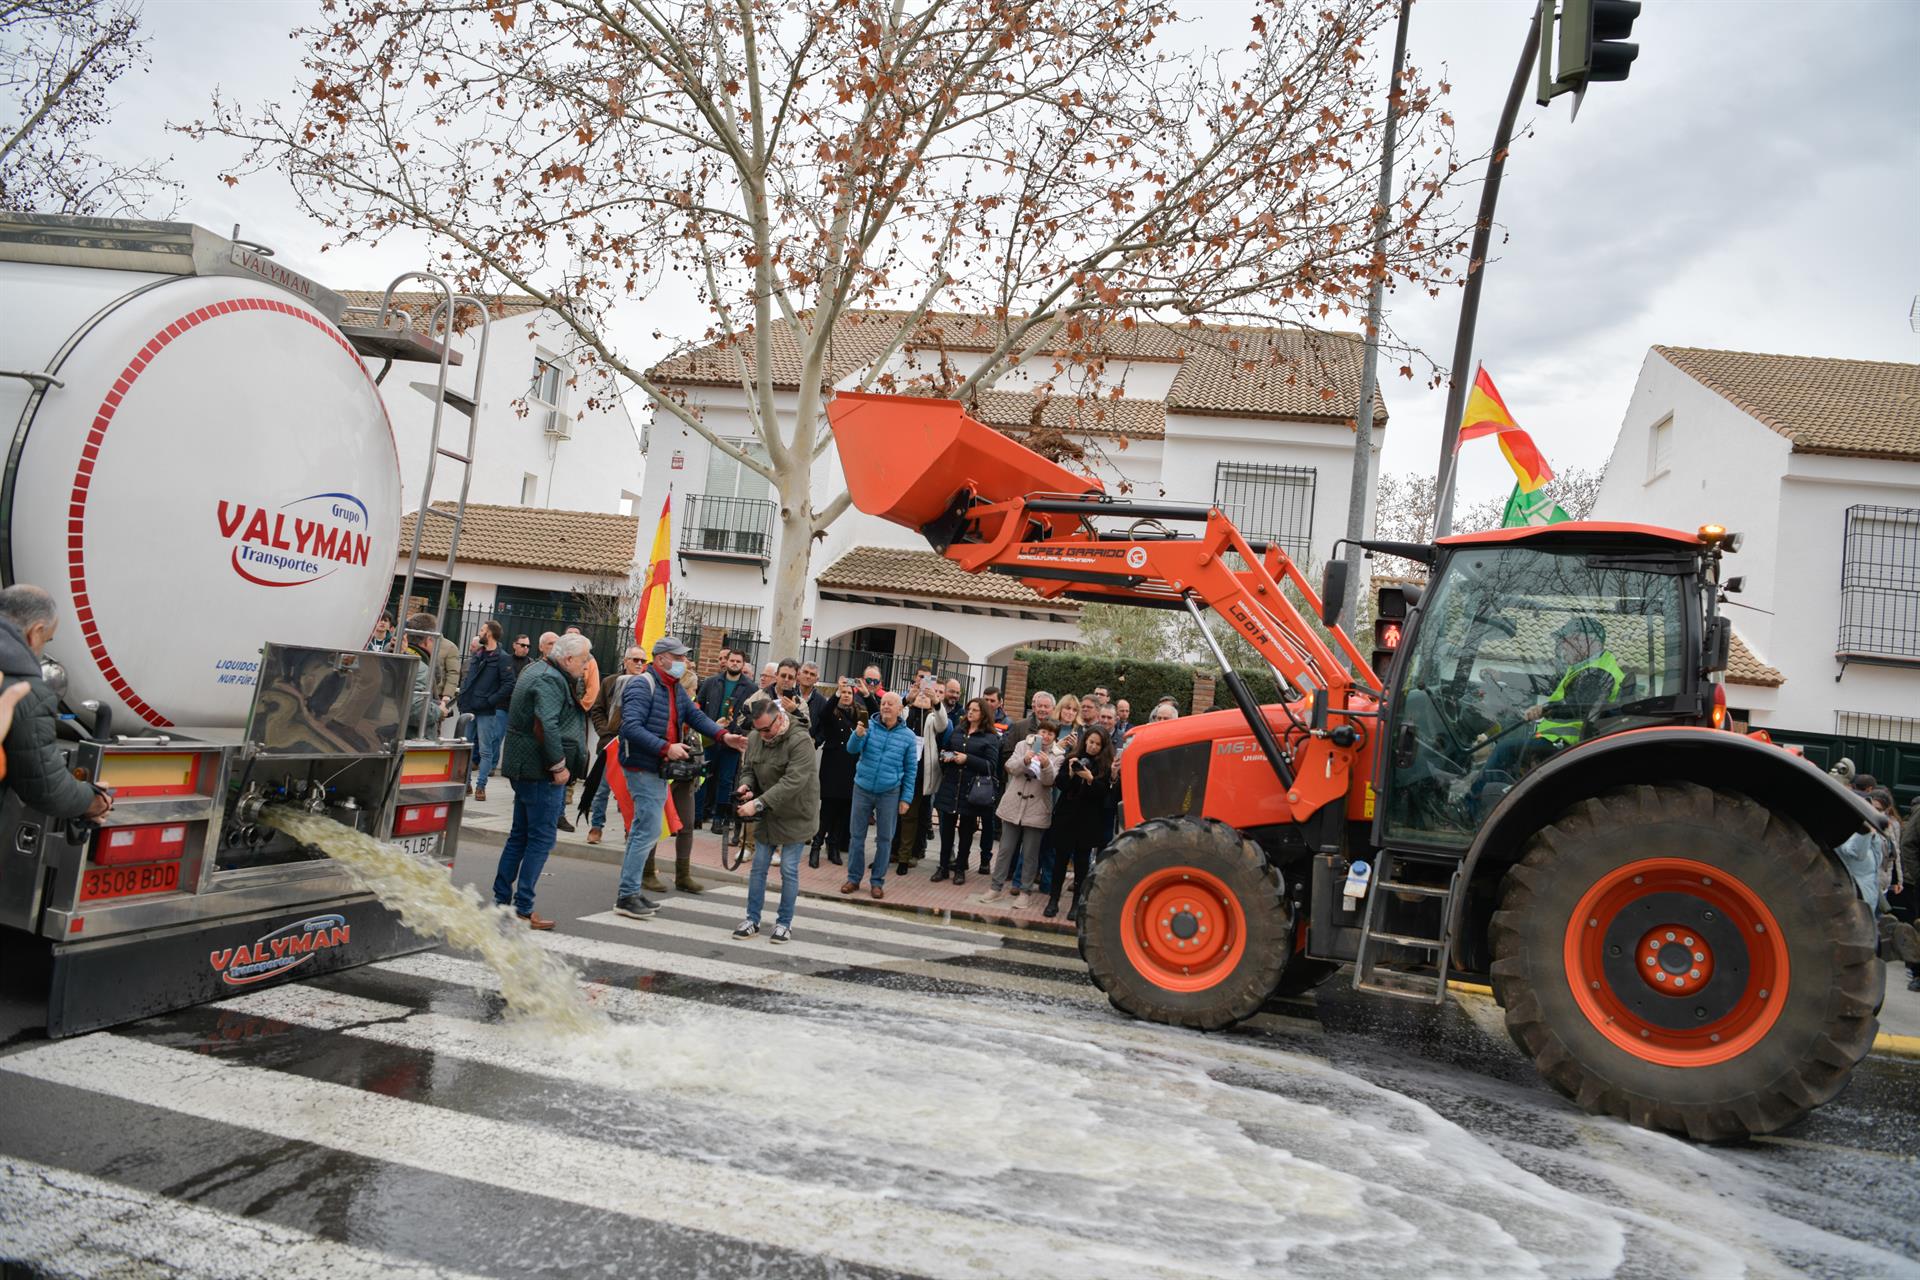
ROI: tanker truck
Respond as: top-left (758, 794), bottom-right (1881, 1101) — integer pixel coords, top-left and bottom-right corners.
top-left (0, 212), bottom-right (485, 1036)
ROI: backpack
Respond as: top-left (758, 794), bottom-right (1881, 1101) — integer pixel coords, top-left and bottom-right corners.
top-left (591, 672), bottom-right (633, 739)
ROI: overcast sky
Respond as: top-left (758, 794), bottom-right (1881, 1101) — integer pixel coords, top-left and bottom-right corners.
top-left (90, 0), bottom-right (1920, 509)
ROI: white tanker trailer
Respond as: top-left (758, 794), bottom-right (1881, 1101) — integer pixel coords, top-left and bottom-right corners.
top-left (0, 212), bottom-right (483, 1035)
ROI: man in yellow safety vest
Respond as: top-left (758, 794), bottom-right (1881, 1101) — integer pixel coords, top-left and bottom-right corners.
top-left (1525, 617), bottom-right (1624, 746)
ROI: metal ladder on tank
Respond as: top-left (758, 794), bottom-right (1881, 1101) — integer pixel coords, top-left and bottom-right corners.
top-left (359, 273), bottom-right (491, 742)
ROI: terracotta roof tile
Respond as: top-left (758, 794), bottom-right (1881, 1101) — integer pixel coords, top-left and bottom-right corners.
top-left (651, 310), bottom-right (1387, 426)
top-left (1654, 346), bottom-right (1920, 462)
top-left (1727, 630), bottom-right (1785, 688)
top-left (817, 546), bottom-right (1081, 609)
top-left (969, 389), bottom-right (1166, 439)
top-left (339, 290), bottom-right (545, 336)
top-left (397, 503), bottom-right (639, 578)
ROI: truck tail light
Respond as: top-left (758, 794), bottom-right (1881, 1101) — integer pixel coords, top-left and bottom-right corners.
top-left (94, 823), bottom-right (188, 867)
top-left (393, 803), bottom-right (450, 836)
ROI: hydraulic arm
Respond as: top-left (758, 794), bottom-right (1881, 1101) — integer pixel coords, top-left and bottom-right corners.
top-left (828, 392), bottom-right (1381, 821)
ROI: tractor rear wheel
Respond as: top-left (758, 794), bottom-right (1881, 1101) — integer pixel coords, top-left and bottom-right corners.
top-left (1490, 783), bottom-right (1880, 1141)
top-left (1078, 817), bottom-right (1290, 1030)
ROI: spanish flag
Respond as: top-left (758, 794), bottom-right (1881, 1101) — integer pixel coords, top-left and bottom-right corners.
top-left (1455, 365), bottom-right (1554, 494)
top-left (607, 496), bottom-right (676, 835)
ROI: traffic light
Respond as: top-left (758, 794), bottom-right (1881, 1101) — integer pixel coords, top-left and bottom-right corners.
top-left (1373, 585), bottom-right (1413, 679)
top-left (1537, 0), bottom-right (1641, 114)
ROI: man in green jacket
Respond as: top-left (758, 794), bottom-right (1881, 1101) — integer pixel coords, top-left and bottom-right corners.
top-left (729, 690), bottom-right (819, 944)
top-left (0, 585), bottom-right (109, 824)
top-left (493, 631), bottom-right (592, 929)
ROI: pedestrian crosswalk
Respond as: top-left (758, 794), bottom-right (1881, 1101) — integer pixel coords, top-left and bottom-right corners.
top-left (0, 887), bottom-right (1905, 1280)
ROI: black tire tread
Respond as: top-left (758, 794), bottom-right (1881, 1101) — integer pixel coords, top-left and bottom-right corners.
top-left (1078, 817), bottom-right (1289, 1030)
top-left (1489, 782), bottom-right (1880, 1142)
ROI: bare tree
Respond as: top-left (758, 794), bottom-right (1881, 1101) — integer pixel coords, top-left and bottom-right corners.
top-left (187, 0), bottom-right (1469, 655)
top-left (1369, 463), bottom-right (1604, 578)
top-left (0, 0), bottom-right (178, 214)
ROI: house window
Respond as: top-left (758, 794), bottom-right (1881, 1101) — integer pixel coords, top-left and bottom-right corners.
top-left (1835, 710), bottom-right (1920, 744)
top-left (1838, 504), bottom-right (1920, 662)
top-left (520, 473), bottom-right (539, 505)
top-left (529, 354), bottom-right (570, 436)
top-left (703, 438), bottom-right (772, 502)
top-left (1213, 462), bottom-right (1316, 561)
top-left (1647, 414), bottom-right (1673, 481)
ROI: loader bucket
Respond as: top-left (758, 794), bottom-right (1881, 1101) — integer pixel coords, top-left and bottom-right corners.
top-left (828, 392), bottom-right (1103, 543)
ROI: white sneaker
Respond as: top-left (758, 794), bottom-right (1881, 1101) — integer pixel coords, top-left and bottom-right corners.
top-left (771, 851), bottom-right (782, 867)
top-left (980, 888), bottom-right (1007, 904)
top-left (1009, 892), bottom-right (1029, 909)
top-left (771, 924), bottom-right (792, 944)
top-left (732, 920), bottom-right (759, 939)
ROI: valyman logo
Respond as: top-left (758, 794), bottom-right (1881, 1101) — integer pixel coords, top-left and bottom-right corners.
top-left (210, 913), bottom-right (351, 986)
top-left (217, 491), bottom-right (374, 587)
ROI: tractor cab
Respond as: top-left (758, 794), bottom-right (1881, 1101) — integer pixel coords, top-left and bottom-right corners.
top-left (1375, 523), bottom-right (1713, 849)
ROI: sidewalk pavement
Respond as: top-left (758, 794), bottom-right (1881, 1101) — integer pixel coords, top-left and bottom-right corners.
top-left (458, 782), bottom-right (1073, 935)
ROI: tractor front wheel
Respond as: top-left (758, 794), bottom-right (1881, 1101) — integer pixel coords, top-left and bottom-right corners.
top-left (1079, 817), bottom-right (1290, 1030)
top-left (1490, 783), bottom-right (1880, 1141)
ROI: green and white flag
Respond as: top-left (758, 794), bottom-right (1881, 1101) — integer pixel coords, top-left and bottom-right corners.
top-left (1499, 483), bottom-right (1570, 528)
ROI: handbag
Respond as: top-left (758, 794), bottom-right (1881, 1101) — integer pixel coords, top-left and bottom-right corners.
top-left (966, 771), bottom-right (997, 809)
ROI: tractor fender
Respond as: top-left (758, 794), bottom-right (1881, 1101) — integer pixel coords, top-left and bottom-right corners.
top-left (1446, 726), bottom-right (1879, 959)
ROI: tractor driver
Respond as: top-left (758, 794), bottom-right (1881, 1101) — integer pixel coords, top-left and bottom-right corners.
top-left (1470, 617), bottom-right (1624, 812)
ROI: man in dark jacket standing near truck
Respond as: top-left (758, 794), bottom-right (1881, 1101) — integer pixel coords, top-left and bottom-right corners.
top-left (458, 620), bottom-right (514, 800)
top-left (729, 691), bottom-right (819, 943)
top-left (493, 632), bottom-right (592, 930)
top-left (694, 647), bottom-right (753, 831)
top-left (0, 585), bottom-right (109, 824)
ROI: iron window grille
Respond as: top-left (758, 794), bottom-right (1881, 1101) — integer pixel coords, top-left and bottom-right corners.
top-left (681, 493), bottom-right (776, 561)
top-left (1835, 711), bottom-right (1920, 745)
top-left (1213, 462), bottom-right (1317, 562)
top-left (1837, 504), bottom-right (1920, 663)
top-left (668, 598), bottom-right (765, 646)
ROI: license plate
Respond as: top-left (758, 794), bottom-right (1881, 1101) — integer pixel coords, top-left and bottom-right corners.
top-left (80, 860), bottom-right (181, 902)
top-left (397, 833), bottom-right (443, 860)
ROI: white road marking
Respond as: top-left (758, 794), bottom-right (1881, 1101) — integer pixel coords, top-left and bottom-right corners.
top-left (576, 910), bottom-right (1101, 1001)
top-left (0, 1155), bottom-right (487, 1280)
top-left (0, 1035), bottom-right (1233, 1280)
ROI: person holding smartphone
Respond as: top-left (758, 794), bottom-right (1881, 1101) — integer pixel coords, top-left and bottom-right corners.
top-left (1047, 728), bottom-right (1113, 920)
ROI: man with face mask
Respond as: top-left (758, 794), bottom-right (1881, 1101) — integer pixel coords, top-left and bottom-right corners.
top-left (615, 637), bottom-right (746, 919)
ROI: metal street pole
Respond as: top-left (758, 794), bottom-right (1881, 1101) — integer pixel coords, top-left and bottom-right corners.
top-left (1432, 2), bottom-right (1543, 538)
top-left (1341, 0), bottom-right (1413, 628)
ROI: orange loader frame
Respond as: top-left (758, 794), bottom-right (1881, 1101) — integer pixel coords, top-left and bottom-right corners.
top-left (829, 392), bottom-right (1379, 827)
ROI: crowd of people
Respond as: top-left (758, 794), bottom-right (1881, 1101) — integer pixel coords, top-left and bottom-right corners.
top-left (447, 623), bottom-right (1168, 940)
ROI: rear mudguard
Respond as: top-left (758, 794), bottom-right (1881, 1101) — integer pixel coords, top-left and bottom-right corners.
top-left (1446, 726), bottom-right (1879, 959)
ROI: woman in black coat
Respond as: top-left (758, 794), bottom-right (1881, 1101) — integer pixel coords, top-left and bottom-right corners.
top-left (814, 681), bottom-right (862, 865)
top-left (933, 698), bottom-right (1001, 886)
top-left (1046, 728), bottom-right (1113, 919)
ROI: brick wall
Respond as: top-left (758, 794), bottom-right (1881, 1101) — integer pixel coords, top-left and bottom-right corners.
top-left (1004, 658), bottom-right (1029, 720)
top-left (1191, 672), bottom-right (1216, 715)
top-left (695, 625), bottom-right (726, 679)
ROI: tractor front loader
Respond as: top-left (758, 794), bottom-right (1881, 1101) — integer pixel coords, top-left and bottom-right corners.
top-left (828, 392), bottom-right (1887, 1142)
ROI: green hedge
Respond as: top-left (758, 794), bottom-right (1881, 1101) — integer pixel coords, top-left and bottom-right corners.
top-left (1015, 648), bottom-right (1197, 717)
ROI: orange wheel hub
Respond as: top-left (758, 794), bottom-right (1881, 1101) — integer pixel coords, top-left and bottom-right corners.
top-left (1564, 857), bottom-right (1788, 1067)
top-left (1119, 865), bottom-right (1248, 993)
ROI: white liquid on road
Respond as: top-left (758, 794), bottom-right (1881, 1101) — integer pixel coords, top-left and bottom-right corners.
top-left (262, 808), bottom-right (600, 1036)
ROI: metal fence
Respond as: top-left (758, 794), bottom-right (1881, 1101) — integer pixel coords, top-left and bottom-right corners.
top-left (442, 605), bottom-right (634, 674)
top-left (708, 637), bottom-right (1008, 699)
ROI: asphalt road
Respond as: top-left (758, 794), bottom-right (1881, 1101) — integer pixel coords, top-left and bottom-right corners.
top-left (2, 835), bottom-right (1918, 1279)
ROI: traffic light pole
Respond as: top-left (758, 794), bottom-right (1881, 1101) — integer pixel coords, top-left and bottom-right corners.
top-left (1431, 3), bottom-right (1543, 538)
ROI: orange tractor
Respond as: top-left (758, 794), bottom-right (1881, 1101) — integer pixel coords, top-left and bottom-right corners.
top-left (830, 392), bottom-right (1887, 1141)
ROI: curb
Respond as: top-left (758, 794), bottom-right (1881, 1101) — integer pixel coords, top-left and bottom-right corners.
top-left (465, 825), bottom-right (1073, 936)
top-left (1446, 979), bottom-right (1920, 1062)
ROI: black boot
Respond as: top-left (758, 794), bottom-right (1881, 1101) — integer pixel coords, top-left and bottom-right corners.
top-left (828, 847), bottom-right (844, 866)
top-left (808, 847), bottom-right (820, 869)
top-left (951, 868), bottom-right (966, 887)
top-left (931, 865), bottom-right (950, 883)
top-left (1042, 895), bottom-right (1060, 919)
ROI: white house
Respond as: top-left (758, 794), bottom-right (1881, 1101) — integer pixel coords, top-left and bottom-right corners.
top-left (637, 311), bottom-right (1387, 680)
top-left (1590, 345), bottom-right (1920, 735)
top-left (341, 291), bottom-right (647, 517)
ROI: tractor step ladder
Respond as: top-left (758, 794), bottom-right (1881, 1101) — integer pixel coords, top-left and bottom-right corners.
top-left (1352, 850), bottom-right (1463, 1003)
top-left (378, 275), bottom-right (492, 741)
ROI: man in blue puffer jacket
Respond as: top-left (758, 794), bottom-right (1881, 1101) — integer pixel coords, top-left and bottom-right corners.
top-left (843, 690), bottom-right (919, 899)
top-left (615, 636), bottom-right (746, 919)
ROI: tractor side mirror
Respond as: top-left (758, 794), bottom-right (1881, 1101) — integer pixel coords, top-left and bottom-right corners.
top-left (1320, 560), bottom-right (1349, 627)
top-left (1704, 616), bottom-right (1731, 673)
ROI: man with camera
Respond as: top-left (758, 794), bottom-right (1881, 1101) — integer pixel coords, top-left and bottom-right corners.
top-left (614, 636), bottom-right (746, 920)
top-left (728, 691), bottom-right (819, 943)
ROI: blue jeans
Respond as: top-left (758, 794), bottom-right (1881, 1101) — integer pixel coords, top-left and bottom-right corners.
top-left (618, 767), bottom-right (672, 900)
top-left (747, 840), bottom-right (803, 928)
top-left (493, 778), bottom-right (563, 915)
top-left (474, 709), bottom-right (508, 781)
top-left (847, 785), bottom-right (900, 888)
top-left (696, 745), bottom-right (740, 826)
top-left (590, 766), bottom-right (612, 828)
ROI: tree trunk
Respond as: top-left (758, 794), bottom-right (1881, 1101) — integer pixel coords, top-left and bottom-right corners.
top-left (768, 473), bottom-right (813, 658)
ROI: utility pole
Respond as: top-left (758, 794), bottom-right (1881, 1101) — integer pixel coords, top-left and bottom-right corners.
top-left (1341, 0), bottom-right (1413, 628)
top-left (1431, 5), bottom-right (1542, 538)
